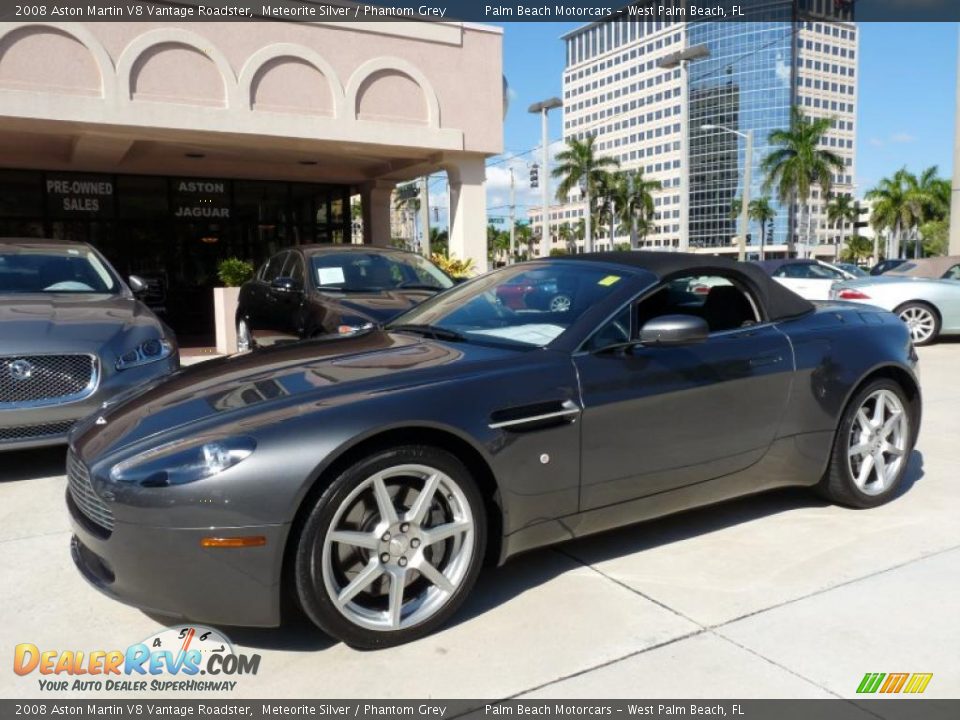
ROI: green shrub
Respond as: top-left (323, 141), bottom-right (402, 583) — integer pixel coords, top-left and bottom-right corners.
top-left (217, 258), bottom-right (255, 287)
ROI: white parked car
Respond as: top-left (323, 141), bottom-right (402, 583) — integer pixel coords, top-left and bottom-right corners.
top-left (754, 259), bottom-right (856, 301)
top-left (831, 257), bottom-right (960, 345)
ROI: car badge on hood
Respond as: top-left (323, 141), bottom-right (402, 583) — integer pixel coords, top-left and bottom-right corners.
top-left (95, 416), bottom-right (107, 426)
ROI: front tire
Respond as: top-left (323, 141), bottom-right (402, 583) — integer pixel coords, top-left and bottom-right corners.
top-left (818, 379), bottom-right (914, 508)
top-left (895, 301), bottom-right (940, 346)
top-left (294, 445), bottom-right (486, 649)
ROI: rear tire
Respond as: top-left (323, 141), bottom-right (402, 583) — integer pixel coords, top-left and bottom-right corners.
top-left (294, 445), bottom-right (486, 649)
top-left (818, 379), bottom-right (914, 508)
top-left (894, 301), bottom-right (940, 346)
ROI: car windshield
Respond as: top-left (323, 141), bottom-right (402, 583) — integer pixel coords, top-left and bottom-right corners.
top-left (309, 252), bottom-right (453, 292)
top-left (386, 262), bottom-right (631, 348)
top-left (0, 247), bottom-right (118, 294)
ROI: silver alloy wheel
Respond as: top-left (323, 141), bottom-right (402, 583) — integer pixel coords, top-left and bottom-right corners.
top-left (321, 464), bottom-right (475, 632)
top-left (847, 389), bottom-right (909, 496)
top-left (550, 294), bottom-right (572, 313)
top-left (898, 305), bottom-right (936, 344)
top-left (237, 320), bottom-right (251, 352)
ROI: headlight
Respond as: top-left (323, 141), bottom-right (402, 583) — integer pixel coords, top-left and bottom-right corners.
top-left (116, 338), bottom-right (174, 370)
top-left (109, 436), bottom-right (256, 487)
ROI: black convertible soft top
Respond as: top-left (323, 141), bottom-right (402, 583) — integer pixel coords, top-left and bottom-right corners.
top-left (555, 251), bottom-right (815, 322)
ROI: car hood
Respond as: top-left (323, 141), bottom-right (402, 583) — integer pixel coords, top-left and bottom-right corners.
top-left (0, 293), bottom-right (164, 354)
top-left (74, 330), bottom-right (517, 460)
top-left (330, 289), bottom-right (442, 323)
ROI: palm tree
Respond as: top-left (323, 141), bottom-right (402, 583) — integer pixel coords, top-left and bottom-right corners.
top-left (514, 222), bottom-right (533, 260)
top-left (749, 197), bottom-right (776, 260)
top-left (762, 106), bottom-right (846, 257)
top-left (611, 170), bottom-right (661, 248)
top-left (841, 235), bottom-right (873, 264)
top-left (825, 193), bottom-right (857, 262)
top-left (867, 168), bottom-right (921, 260)
top-left (552, 136), bottom-right (620, 253)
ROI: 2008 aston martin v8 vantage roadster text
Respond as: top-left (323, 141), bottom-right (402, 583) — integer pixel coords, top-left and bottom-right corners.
top-left (66, 253), bottom-right (921, 648)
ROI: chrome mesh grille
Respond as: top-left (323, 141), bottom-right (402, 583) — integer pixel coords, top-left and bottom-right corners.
top-left (0, 355), bottom-right (97, 407)
top-left (67, 451), bottom-right (114, 532)
top-left (0, 420), bottom-right (74, 443)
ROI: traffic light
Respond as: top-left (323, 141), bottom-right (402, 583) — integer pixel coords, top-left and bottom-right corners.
top-left (529, 163), bottom-right (539, 189)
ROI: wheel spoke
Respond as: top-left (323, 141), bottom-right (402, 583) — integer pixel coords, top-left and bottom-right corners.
top-left (873, 451), bottom-right (888, 485)
top-left (423, 519), bottom-right (471, 546)
top-left (856, 409), bottom-right (873, 431)
top-left (371, 474), bottom-right (399, 525)
top-left (881, 411), bottom-right (903, 438)
top-left (855, 452), bottom-right (875, 488)
top-left (848, 442), bottom-right (870, 458)
top-left (871, 393), bottom-right (886, 426)
top-left (882, 441), bottom-right (904, 457)
top-left (406, 473), bottom-right (441, 525)
top-left (416, 558), bottom-right (455, 594)
top-left (387, 568), bottom-right (407, 628)
top-left (336, 560), bottom-right (383, 607)
top-left (329, 530), bottom-right (379, 550)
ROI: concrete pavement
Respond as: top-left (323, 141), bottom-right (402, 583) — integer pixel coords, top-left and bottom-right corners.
top-left (1, 344), bottom-right (958, 702)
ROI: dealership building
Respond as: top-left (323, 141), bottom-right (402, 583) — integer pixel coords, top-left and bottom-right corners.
top-left (0, 10), bottom-right (502, 341)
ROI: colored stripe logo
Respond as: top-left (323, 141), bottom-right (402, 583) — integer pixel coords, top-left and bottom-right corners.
top-left (857, 672), bottom-right (933, 694)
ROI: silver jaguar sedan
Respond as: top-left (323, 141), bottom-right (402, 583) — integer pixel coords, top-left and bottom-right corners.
top-left (0, 238), bottom-right (179, 450)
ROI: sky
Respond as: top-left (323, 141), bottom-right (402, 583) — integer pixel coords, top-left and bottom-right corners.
top-left (426, 21), bottom-right (957, 230)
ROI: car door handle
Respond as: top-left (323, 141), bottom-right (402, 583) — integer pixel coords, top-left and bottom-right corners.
top-left (750, 355), bottom-right (783, 368)
top-left (489, 399), bottom-right (581, 430)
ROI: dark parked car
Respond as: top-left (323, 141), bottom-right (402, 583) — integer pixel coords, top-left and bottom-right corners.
top-left (0, 238), bottom-right (178, 450)
top-left (235, 246), bottom-right (454, 350)
top-left (870, 258), bottom-right (908, 276)
top-left (68, 253), bottom-right (920, 649)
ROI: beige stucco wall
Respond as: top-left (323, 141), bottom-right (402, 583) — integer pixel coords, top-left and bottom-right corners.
top-left (0, 19), bottom-right (503, 177)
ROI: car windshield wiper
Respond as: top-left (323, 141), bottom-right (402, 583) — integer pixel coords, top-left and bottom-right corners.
top-left (390, 323), bottom-right (466, 342)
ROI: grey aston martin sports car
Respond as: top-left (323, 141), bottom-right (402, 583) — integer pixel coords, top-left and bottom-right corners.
top-left (67, 253), bottom-right (921, 649)
top-left (1, 238), bottom-right (179, 450)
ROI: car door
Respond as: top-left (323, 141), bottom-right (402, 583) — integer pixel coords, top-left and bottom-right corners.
top-left (267, 251), bottom-right (307, 344)
top-left (250, 251), bottom-right (288, 347)
top-left (573, 277), bottom-right (794, 511)
top-left (773, 263), bottom-right (843, 300)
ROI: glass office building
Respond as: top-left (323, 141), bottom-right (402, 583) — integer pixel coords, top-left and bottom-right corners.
top-left (557, 0), bottom-right (858, 257)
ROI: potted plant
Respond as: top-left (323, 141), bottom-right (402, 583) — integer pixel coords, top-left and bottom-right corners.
top-left (213, 258), bottom-right (254, 355)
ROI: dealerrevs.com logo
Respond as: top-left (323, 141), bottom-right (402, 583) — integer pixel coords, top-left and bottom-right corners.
top-left (856, 672), bottom-right (933, 694)
top-left (13, 626), bottom-right (261, 693)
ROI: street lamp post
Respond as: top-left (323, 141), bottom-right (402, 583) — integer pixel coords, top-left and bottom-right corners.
top-left (529, 97), bottom-right (562, 258)
top-left (658, 44), bottom-right (710, 253)
top-left (702, 124), bottom-right (753, 262)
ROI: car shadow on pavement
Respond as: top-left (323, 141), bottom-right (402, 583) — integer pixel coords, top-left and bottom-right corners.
top-left (450, 449), bottom-right (926, 629)
top-left (0, 446), bottom-right (67, 483)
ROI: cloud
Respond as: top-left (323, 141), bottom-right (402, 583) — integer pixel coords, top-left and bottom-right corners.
top-left (868, 138), bottom-right (884, 148)
top-left (889, 132), bottom-right (916, 144)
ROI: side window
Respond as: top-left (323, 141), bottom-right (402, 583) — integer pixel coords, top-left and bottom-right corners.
top-left (282, 253), bottom-right (305, 284)
top-left (943, 265), bottom-right (960, 280)
top-left (261, 252), bottom-right (287, 283)
top-left (639, 275), bottom-right (758, 334)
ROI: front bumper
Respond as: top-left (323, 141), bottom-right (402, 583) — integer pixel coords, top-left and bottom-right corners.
top-left (68, 489), bottom-right (289, 627)
top-left (0, 354), bottom-right (178, 451)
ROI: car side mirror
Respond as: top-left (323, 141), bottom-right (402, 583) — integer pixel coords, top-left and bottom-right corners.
top-left (270, 276), bottom-right (302, 294)
top-left (128, 275), bottom-right (147, 295)
top-left (640, 315), bottom-right (709, 347)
